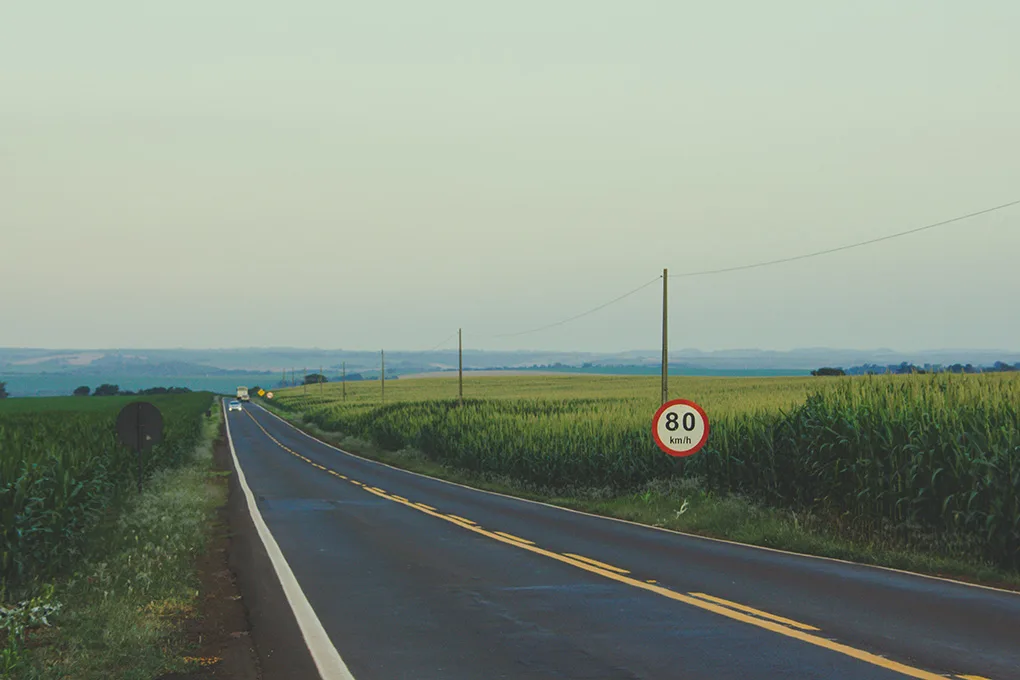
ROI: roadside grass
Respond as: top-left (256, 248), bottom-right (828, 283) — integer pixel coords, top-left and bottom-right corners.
top-left (8, 408), bottom-right (226, 680)
top-left (258, 400), bottom-right (1020, 592)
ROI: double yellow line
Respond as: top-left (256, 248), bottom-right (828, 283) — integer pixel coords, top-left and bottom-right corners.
top-left (240, 409), bottom-right (993, 680)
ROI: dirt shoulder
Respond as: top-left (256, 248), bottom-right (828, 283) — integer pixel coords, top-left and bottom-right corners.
top-left (157, 424), bottom-right (262, 680)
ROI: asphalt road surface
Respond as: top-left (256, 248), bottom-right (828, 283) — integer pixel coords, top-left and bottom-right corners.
top-left (223, 401), bottom-right (1020, 680)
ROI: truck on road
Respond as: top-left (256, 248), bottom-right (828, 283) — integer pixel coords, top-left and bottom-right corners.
top-left (236, 386), bottom-right (250, 402)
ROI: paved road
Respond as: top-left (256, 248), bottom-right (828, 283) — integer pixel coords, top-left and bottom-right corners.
top-left (224, 402), bottom-right (1020, 680)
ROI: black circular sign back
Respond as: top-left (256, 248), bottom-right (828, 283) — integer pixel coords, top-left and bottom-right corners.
top-left (116, 401), bottom-right (164, 451)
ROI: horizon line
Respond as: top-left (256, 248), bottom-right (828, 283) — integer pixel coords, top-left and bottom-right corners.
top-left (2, 346), bottom-right (1020, 355)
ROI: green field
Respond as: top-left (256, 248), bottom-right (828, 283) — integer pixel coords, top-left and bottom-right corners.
top-left (277, 374), bottom-right (819, 413)
top-left (0, 395), bottom-right (173, 414)
top-left (0, 393), bottom-right (214, 594)
top-left (270, 373), bottom-right (1020, 570)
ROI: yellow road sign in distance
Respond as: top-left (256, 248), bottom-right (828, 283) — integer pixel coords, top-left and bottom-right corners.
top-left (258, 389), bottom-right (266, 396)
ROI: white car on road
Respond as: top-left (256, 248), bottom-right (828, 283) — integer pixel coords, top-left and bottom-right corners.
top-left (228, 400), bottom-right (243, 412)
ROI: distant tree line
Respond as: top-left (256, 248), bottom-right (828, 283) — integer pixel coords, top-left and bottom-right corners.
top-left (812, 361), bottom-right (1020, 376)
top-left (0, 381), bottom-right (8, 399)
top-left (274, 372), bottom-right (399, 388)
top-left (74, 384), bottom-right (193, 397)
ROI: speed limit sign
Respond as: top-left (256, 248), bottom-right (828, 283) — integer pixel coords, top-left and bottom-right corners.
top-left (266, 392), bottom-right (274, 399)
top-left (652, 399), bottom-right (709, 457)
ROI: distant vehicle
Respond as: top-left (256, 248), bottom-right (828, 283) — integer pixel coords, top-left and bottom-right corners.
top-left (228, 400), bottom-right (243, 412)
top-left (236, 386), bottom-right (250, 402)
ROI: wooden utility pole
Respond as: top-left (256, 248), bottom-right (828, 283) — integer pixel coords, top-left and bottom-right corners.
top-left (458, 328), bottom-right (463, 404)
top-left (662, 268), bottom-right (685, 476)
top-left (319, 365), bottom-right (323, 394)
top-left (342, 361), bottom-right (347, 402)
top-left (661, 268), bottom-right (668, 405)
top-left (381, 350), bottom-right (385, 402)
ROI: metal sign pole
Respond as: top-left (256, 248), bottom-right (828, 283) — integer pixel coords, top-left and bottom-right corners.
top-left (135, 404), bottom-right (143, 493)
top-left (116, 401), bottom-right (163, 495)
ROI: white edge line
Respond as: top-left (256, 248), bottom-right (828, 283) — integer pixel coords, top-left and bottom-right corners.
top-left (252, 401), bottom-right (1020, 598)
top-left (223, 401), bottom-right (356, 680)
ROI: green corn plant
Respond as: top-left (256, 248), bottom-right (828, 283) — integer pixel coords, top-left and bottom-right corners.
top-left (0, 393), bottom-right (213, 594)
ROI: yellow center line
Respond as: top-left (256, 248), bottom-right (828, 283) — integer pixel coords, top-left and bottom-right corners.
top-left (390, 495), bottom-right (409, 502)
top-left (241, 407), bottom-right (962, 680)
top-left (957, 675), bottom-right (993, 680)
top-left (563, 553), bottom-right (631, 574)
top-left (446, 515), bottom-right (476, 525)
top-left (689, 593), bottom-right (820, 631)
top-left (313, 464), bottom-right (326, 470)
top-left (415, 503), bottom-right (437, 511)
top-left (493, 531), bottom-right (535, 545)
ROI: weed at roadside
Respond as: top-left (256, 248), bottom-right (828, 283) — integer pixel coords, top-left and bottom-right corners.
top-left (12, 412), bottom-right (225, 680)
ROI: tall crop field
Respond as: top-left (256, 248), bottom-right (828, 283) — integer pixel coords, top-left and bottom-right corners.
top-left (271, 373), bottom-right (1020, 568)
top-left (0, 393), bottom-right (214, 593)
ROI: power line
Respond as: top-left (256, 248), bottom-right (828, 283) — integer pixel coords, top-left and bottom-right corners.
top-left (669, 198), bottom-right (1020, 279)
top-left (491, 275), bottom-right (663, 338)
top-left (477, 197), bottom-right (1019, 341)
top-left (425, 331), bottom-right (460, 352)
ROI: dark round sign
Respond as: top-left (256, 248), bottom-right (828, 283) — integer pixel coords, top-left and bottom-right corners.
top-left (116, 401), bottom-right (164, 451)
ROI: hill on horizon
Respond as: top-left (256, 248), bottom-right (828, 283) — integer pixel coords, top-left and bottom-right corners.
top-left (3, 346), bottom-right (1019, 375)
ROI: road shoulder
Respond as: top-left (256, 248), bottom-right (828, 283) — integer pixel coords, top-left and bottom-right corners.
top-left (221, 415), bottom-right (325, 680)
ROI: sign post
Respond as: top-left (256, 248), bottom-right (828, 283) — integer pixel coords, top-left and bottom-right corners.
top-left (652, 399), bottom-right (709, 457)
top-left (116, 402), bottom-right (164, 493)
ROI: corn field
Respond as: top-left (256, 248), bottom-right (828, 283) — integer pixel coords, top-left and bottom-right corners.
top-left (273, 373), bottom-right (1020, 568)
top-left (0, 393), bottom-right (213, 593)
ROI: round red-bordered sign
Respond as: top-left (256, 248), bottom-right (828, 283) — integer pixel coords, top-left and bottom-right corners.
top-left (652, 399), bottom-right (710, 457)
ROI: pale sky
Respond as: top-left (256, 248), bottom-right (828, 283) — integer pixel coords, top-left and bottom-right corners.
top-left (3, 1), bottom-right (1018, 353)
